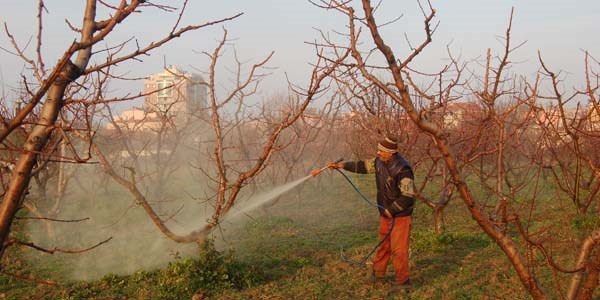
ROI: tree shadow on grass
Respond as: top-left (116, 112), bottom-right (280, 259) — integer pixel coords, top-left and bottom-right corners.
top-left (409, 230), bottom-right (492, 286)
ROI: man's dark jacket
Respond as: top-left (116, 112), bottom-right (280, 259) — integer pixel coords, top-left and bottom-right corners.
top-left (341, 153), bottom-right (415, 217)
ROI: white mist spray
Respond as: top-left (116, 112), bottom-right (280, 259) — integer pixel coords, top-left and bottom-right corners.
top-left (224, 175), bottom-right (313, 222)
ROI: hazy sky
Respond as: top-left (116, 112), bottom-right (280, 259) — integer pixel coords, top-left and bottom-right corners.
top-left (1, 0), bottom-right (598, 107)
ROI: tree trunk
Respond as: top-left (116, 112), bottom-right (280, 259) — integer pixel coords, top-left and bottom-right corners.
top-left (0, 61), bottom-right (81, 259)
top-left (568, 230), bottom-right (600, 299)
top-left (433, 205), bottom-right (446, 234)
top-left (0, 0), bottom-right (96, 262)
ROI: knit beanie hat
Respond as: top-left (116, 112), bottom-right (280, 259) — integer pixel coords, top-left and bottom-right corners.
top-left (377, 136), bottom-right (398, 153)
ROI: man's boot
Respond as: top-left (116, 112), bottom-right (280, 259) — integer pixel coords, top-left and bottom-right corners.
top-left (387, 279), bottom-right (411, 295)
top-left (364, 272), bottom-right (386, 284)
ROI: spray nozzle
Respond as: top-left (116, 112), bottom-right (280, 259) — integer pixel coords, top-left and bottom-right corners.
top-left (310, 158), bottom-right (344, 177)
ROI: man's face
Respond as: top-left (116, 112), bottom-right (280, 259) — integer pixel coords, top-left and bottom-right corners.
top-left (377, 150), bottom-right (394, 162)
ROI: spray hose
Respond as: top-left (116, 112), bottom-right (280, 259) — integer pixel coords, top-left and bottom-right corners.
top-left (312, 159), bottom-right (395, 266)
top-left (333, 169), bottom-right (395, 266)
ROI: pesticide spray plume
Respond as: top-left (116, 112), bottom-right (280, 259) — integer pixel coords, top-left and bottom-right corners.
top-left (225, 158), bottom-right (344, 223)
top-left (223, 175), bottom-right (312, 222)
top-left (23, 152), bottom-right (346, 281)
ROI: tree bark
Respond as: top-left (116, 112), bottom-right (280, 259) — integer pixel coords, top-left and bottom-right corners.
top-left (0, 0), bottom-right (96, 261)
top-left (0, 60), bottom-right (83, 260)
top-left (568, 230), bottom-right (600, 299)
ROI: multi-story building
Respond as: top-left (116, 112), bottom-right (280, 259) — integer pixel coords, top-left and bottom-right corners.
top-left (588, 102), bottom-right (600, 131)
top-left (143, 66), bottom-right (207, 116)
top-left (106, 67), bottom-right (207, 131)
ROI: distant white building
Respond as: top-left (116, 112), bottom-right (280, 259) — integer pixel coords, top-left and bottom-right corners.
top-left (106, 66), bottom-right (208, 131)
top-left (143, 66), bottom-right (207, 116)
top-left (588, 102), bottom-right (600, 131)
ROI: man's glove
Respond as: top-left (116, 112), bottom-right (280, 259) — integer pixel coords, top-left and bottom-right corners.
top-left (327, 161), bottom-right (343, 169)
top-left (384, 209), bottom-right (393, 218)
top-left (311, 161), bottom-right (343, 177)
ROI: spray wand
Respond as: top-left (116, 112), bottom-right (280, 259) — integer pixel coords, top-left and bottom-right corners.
top-left (310, 158), bottom-right (344, 177)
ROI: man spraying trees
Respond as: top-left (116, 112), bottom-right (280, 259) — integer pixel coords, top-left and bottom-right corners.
top-left (311, 136), bottom-right (415, 294)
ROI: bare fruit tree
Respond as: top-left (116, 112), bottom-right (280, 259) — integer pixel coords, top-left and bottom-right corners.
top-left (0, 0), bottom-right (240, 268)
top-left (92, 29), bottom-right (350, 245)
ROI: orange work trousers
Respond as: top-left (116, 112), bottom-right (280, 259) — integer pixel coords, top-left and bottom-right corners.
top-left (372, 215), bottom-right (411, 284)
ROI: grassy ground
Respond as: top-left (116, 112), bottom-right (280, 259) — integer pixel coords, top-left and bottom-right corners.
top-left (1, 172), bottom-right (598, 299)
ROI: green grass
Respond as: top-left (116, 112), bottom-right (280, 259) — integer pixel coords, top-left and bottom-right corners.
top-left (2, 239), bottom-right (262, 300)
top-left (2, 170), bottom-right (599, 299)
